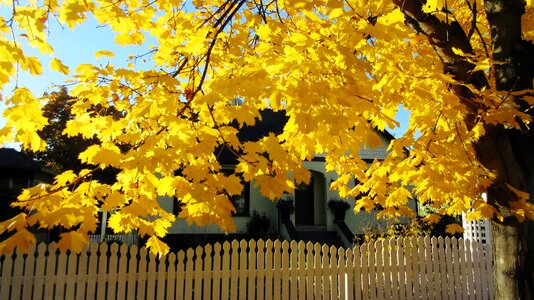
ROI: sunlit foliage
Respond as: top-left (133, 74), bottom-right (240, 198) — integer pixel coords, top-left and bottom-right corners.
top-left (0, 0), bottom-right (533, 256)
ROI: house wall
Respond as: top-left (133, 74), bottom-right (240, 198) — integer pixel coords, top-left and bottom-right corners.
top-left (162, 180), bottom-right (278, 235)
top-left (161, 131), bottom-right (402, 238)
top-left (301, 160), bottom-right (392, 235)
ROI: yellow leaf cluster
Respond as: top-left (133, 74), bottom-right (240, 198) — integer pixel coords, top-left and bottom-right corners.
top-left (445, 223), bottom-right (464, 235)
top-left (1, 0), bottom-right (532, 255)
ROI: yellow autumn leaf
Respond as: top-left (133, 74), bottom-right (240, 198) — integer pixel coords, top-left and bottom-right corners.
top-left (0, 228), bottom-right (35, 254)
top-left (329, 8), bottom-right (343, 19)
top-left (422, 0), bottom-right (445, 13)
top-left (107, 212), bottom-right (133, 233)
top-left (398, 206), bottom-right (416, 217)
top-left (94, 50), bottom-right (115, 59)
top-left (0, 213), bottom-right (27, 234)
top-left (472, 59), bottom-right (491, 72)
top-left (54, 170), bottom-right (77, 186)
top-left (20, 131), bottom-right (47, 152)
top-left (23, 56), bottom-right (43, 75)
top-left (423, 213), bottom-right (441, 225)
top-left (56, 231), bottom-right (88, 254)
top-left (354, 196), bottom-right (375, 212)
top-left (115, 32), bottom-right (145, 46)
top-left (102, 192), bottom-right (127, 210)
top-left (156, 176), bottom-right (177, 196)
top-left (513, 209), bottom-right (526, 222)
top-left (78, 145), bottom-right (100, 164)
top-left (445, 223), bottom-right (464, 235)
top-left (506, 184), bottom-right (530, 201)
top-left (451, 47), bottom-right (466, 56)
top-left (58, 0), bottom-right (94, 28)
top-left (50, 58), bottom-right (70, 75)
top-left (509, 199), bottom-right (534, 222)
top-left (475, 203), bottom-right (498, 219)
top-left (385, 187), bottom-right (412, 207)
top-left (146, 235), bottom-right (170, 257)
top-left (183, 30), bottom-right (209, 56)
top-left (379, 9), bottom-right (405, 25)
top-left (153, 218), bottom-right (172, 237)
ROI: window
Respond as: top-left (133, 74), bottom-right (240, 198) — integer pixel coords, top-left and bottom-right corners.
top-left (0, 178), bottom-right (10, 188)
top-left (222, 168), bottom-right (250, 217)
top-left (173, 197), bottom-right (184, 215)
top-left (230, 181), bottom-right (250, 216)
top-left (11, 178), bottom-right (31, 190)
top-left (172, 170), bottom-right (250, 217)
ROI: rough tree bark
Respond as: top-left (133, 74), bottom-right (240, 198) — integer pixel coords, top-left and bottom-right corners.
top-left (393, 0), bottom-right (534, 299)
top-left (482, 2), bottom-right (534, 299)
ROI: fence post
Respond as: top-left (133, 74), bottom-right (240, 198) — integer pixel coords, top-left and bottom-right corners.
top-left (33, 243), bottom-right (48, 299)
top-left (194, 246), bottom-right (203, 300)
top-left (273, 240), bottom-right (282, 300)
top-left (22, 244), bottom-right (36, 300)
top-left (289, 241), bottom-right (298, 300)
top-left (338, 247), bottom-right (346, 300)
top-left (256, 240), bottom-right (265, 300)
top-left (204, 244), bottom-right (213, 300)
top-left (239, 240), bottom-right (248, 300)
top-left (248, 240), bottom-right (257, 300)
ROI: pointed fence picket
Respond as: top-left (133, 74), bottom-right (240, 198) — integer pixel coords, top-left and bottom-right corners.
top-left (0, 237), bottom-right (492, 299)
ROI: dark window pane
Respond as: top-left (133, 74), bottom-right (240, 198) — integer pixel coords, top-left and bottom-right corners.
top-left (173, 197), bottom-right (184, 215)
top-left (230, 181), bottom-right (250, 216)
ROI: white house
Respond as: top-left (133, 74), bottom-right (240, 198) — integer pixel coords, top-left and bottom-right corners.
top-left (157, 110), bottom-right (416, 251)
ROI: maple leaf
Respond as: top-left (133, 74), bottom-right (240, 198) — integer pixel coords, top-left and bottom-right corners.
top-left (423, 213), bottom-right (441, 225)
top-left (0, 6), bottom-right (533, 295)
top-left (474, 203), bottom-right (499, 220)
top-left (0, 213), bottom-right (27, 235)
top-left (422, 0), bottom-right (445, 13)
top-left (445, 224), bottom-right (464, 235)
top-left (23, 56), bottom-right (43, 75)
top-left (146, 236), bottom-right (170, 257)
top-left (50, 58), bottom-right (70, 75)
top-left (94, 50), bottom-right (115, 59)
top-left (0, 228), bottom-right (35, 254)
top-left (56, 231), bottom-right (88, 254)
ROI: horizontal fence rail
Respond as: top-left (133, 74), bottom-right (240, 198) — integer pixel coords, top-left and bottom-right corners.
top-left (88, 234), bottom-right (139, 246)
top-left (0, 236), bottom-right (493, 299)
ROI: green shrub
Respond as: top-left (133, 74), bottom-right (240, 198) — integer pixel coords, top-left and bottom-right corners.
top-left (246, 210), bottom-right (274, 239)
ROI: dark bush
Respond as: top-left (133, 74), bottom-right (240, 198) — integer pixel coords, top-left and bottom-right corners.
top-left (246, 210), bottom-right (274, 239)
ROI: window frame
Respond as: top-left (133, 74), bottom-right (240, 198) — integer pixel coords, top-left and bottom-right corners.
top-left (222, 168), bottom-right (250, 217)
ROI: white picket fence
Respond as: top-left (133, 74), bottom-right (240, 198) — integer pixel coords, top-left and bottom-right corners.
top-left (0, 236), bottom-right (493, 299)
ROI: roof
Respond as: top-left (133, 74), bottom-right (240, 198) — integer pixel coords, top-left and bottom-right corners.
top-left (0, 148), bottom-right (43, 171)
top-left (0, 148), bottom-right (56, 178)
top-left (217, 109), bottom-right (288, 163)
top-left (217, 109), bottom-right (395, 164)
top-left (234, 109), bottom-right (289, 142)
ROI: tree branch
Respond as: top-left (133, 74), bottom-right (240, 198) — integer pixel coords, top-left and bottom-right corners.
top-left (393, 0), bottom-right (489, 117)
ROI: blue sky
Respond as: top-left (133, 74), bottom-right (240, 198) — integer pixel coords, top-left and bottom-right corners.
top-left (0, 13), bottom-right (154, 148)
top-left (3, 16), bottom-right (154, 97)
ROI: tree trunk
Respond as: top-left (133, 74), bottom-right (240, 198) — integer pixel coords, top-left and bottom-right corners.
top-left (483, 1), bottom-right (534, 296)
top-left (393, 0), bottom-right (534, 298)
top-left (480, 124), bottom-right (534, 300)
top-left (491, 219), bottom-right (534, 299)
